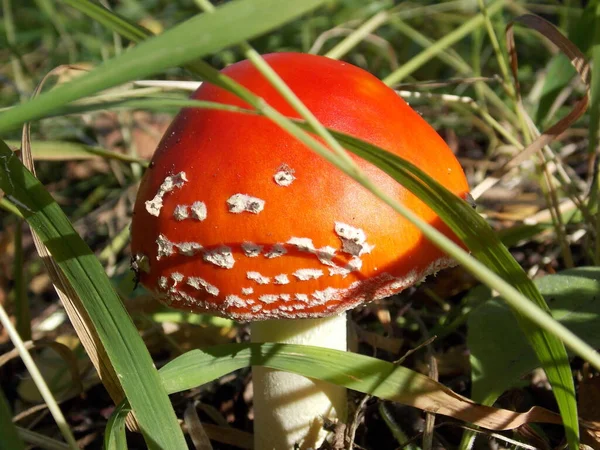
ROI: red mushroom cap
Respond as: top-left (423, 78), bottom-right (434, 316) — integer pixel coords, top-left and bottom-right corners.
top-left (130, 53), bottom-right (469, 322)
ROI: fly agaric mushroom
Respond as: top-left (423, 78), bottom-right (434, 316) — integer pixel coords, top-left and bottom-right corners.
top-left (131, 53), bottom-right (469, 450)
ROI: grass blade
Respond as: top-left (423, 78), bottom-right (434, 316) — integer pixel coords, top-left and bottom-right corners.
top-left (0, 0), bottom-right (329, 133)
top-left (104, 402), bottom-right (130, 450)
top-left (0, 387), bottom-right (25, 450)
top-left (158, 343), bottom-right (563, 431)
top-left (382, 0), bottom-right (505, 86)
top-left (0, 302), bottom-right (78, 449)
top-left (0, 139), bottom-right (187, 449)
top-left (589, 4), bottom-right (600, 156)
top-left (11, 220), bottom-right (30, 340)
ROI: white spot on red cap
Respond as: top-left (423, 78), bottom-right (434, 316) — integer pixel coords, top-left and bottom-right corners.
top-left (158, 276), bottom-right (168, 290)
top-left (247, 271), bottom-right (270, 285)
top-left (177, 242), bottom-right (203, 256)
top-left (334, 222), bottom-right (375, 256)
top-left (273, 164), bottom-right (295, 187)
top-left (186, 277), bottom-right (219, 296)
top-left (190, 201), bottom-right (207, 221)
top-left (295, 294), bottom-right (309, 303)
top-left (287, 237), bottom-right (315, 252)
top-left (203, 246), bottom-right (234, 269)
top-left (173, 205), bottom-right (189, 221)
top-left (241, 287), bottom-right (254, 295)
top-left (171, 272), bottom-right (184, 283)
top-left (274, 274), bottom-right (290, 285)
top-left (328, 256), bottom-right (363, 277)
top-left (311, 287), bottom-right (340, 305)
top-left (242, 242), bottom-right (263, 257)
top-left (315, 246), bottom-right (337, 266)
top-left (227, 194), bottom-right (265, 214)
top-left (259, 294), bottom-right (279, 304)
top-left (156, 234), bottom-right (175, 260)
top-left (225, 295), bottom-right (247, 308)
top-left (157, 235), bottom-right (203, 259)
top-left (145, 172), bottom-right (187, 217)
top-left (293, 269), bottom-right (324, 281)
top-left (265, 243), bottom-right (287, 258)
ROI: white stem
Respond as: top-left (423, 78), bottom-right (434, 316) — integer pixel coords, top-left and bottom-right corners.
top-left (250, 314), bottom-right (347, 450)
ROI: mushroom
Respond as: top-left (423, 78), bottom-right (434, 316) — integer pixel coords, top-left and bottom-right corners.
top-left (130, 53), bottom-right (469, 450)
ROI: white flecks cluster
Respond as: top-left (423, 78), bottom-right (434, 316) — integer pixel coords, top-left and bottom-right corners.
top-left (177, 242), bottom-right (203, 256)
top-left (171, 272), bottom-right (184, 284)
top-left (158, 276), bottom-right (169, 290)
top-left (145, 172), bottom-right (187, 217)
top-left (156, 234), bottom-right (203, 260)
top-left (287, 237), bottom-right (316, 252)
top-left (224, 295), bottom-right (247, 309)
top-left (156, 234), bottom-right (175, 259)
top-left (234, 287), bottom-right (346, 313)
top-left (203, 246), bottom-right (235, 269)
top-left (173, 205), bottom-right (189, 221)
top-left (173, 201), bottom-right (208, 222)
top-left (131, 253), bottom-right (150, 273)
top-left (227, 193), bottom-right (265, 214)
top-left (295, 294), bottom-right (309, 303)
top-left (241, 242), bottom-right (263, 257)
top-left (258, 294), bottom-right (279, 304)
top-left (311, 287), bottom-right (340, 305)
top-left (186, 276), bottom-right (219, 297)
top-left (155, 256), bottom-right (458, 322)
top-left (247, 271), bottom-right (270, 285)
top-left (241, 287), bottom-right (254, 295)
top-left (190, 201), bottom-right (208, 221)
top-left (155, 235), bottom-right (234, 268)
top-left (274, 274), bottom-right (290, 285)
top-left (327, 256), bottom-right (363, 277)
top-left (264, 243), bottom-right (287, 258)
top-left (334, 222), bottom-right (375, 256)
top-left (273, 164), bottom-right (295, 187)
top-left (292, 268), bottom-right (324, 281)
top-left (315, 246), bottom-right (336, 266)
top-left (156, 272), bottom-right (185, 305)
top-left (285, 236), bottom-right (364, 278)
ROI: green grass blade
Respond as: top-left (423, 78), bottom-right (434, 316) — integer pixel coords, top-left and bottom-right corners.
top-left (0, 140), bottom-right (187, 449)
top-left (0, 302), bottom-right (78, 449)
top-left (15, 428), bottom-right (70, 450)
top-left (52, 97), bottom-right (256, 121)
top-left (59, 0), bottom-right (150, 43)
top-left (535, 3), bottom-right (595, 124)
top-left (382, 0), bottom-right (505, 86)
top-left (323, 129), bottom-right (579, 443)
top-left (11, 220), bottom-right (30, 340)
top-left (0, 0), bottom-right (329, 133)
top-left (104, 402), bottom-right (130, 450)
top-left (5, 139), bottom-right (148, 163)
top-left (157, 343), bottom-right (562, 432)
top-left (589, 3), bottom-right (600, 156)
top-left (0, 388), bottom-right (25, 450)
